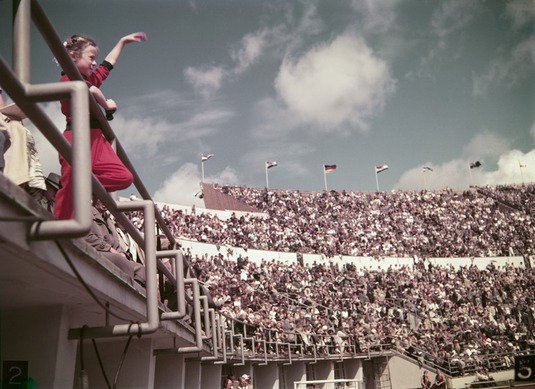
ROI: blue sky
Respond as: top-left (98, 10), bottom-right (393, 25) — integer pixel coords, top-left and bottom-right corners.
top-left (1, 0), bottom-right (534, 207)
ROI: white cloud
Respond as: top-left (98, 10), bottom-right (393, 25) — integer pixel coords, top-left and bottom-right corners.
top-left (290, 2), bottom-right (324, 42)
top-left (410, 0), bottom-right (478, 80)
top-left (231, 30), bottom-right (269, 75)
top-left (153, 163), bottom-right (239, 207)
top-left (250, 97), bottom-right (303, 139)
top-left (483, 149), bottom-right (535, 186)
top-left (241, 134), bottom-right (314, 177)
top-left (430, 0), bottom-right (478, 42)
top-left (180, 108), bottom-right (234, 131)
top-left (183, 2), bottom-right (325, 98)
top-left (112, 115), bottom-right (175, 157)
top-left (350, 0), bottom-right (400, 33)
top-left (462, 132), bottom-right (510, 159)
top-left (184, 66), bottom-right (226, 98)
top-left (473, 38), bottom-right (535, 96)
top-left (113, 106), bottom-right (233, 160)
top-left (274, 33), bottom-right (395, 132)
top-left (506, 0), bottom-right (535, 29)
top-left (153, 163), bottom-right (204, 207)
top-left (395, 132), bottom-right (535, 191)
top-left (395, 159), bottom-right (474, 190)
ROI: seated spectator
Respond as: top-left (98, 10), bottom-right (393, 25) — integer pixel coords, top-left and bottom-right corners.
top-left (0, 89), bottom-right (11, 173)
top-left (472, 367), bottom-right (495, 387)
top-left (43, 172), bottom-right (61, 213)
top-left (86, 198), bottom-right (146, 286)
top-left (432, 368), bottom-right (446, 389)
top-left (0, 96), bottom-right (47, 206)
top-left (0, 119), bottom-right (10, 173)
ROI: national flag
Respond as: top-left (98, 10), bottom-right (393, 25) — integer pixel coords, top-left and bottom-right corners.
top-left (469, 161), bottom-right (482, 169)
top-left (375, 164), bottom-right (389, 173)
top-left (266, 161), bottom-right (278, 169)
top-left (324, 164), bottom-right (337, 173)
top-left (423, 166), bottom-right (433, 172)
top-left (201, 153), bottom-right (214, 162)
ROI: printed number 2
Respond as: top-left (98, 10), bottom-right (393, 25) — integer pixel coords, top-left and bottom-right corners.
top-left (2, 360), bottom-right (29, 388)
top-left (8, 366), bottom-right (22, 384)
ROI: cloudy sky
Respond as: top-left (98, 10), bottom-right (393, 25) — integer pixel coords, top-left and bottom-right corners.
top-left (1, 0), bottom-right (534, 207)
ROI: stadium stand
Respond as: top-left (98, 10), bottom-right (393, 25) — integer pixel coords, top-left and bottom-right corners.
top-left (2, 1), bottom-right (534, 387)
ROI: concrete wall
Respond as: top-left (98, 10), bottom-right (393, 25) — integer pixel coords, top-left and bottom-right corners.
top-left (255, 362), bottom-right (279, 389)
top-left (154, 353), bottom-right (185, 388)
top-left (1, 305), bottom-right (78, 389)
top-left (201, 362), bottom-right (222, 389)
top-left (184, 358), bottom-right (202, 389)
top-left (283, 361), bottom-right (306, 389)
top-left (180, 238), bottom-right (525, 272)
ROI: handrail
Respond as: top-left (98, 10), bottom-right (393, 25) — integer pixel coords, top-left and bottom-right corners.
top-left (6, 0), bottom-right (530, 371)
top-left (176, 278), bottom-right (203, 353)
top-left (154, 277), bottom-right (206, 354)
top-left (4, 0), bottom-right (92, 240)
top-left (199, 295), bottom-right (212, 340)
top-left (27, 0), bottom-right (182, 254)
top-left (212, 319), bottom-right (229, 364)
top-left (200, 310), bottom-right (220, 361)
top-left (68, 199), bottom-right (160, 339)
top-left (158, 250), bottom-right (187, 320)
top-left (3, 0), bottom-right (198, 341)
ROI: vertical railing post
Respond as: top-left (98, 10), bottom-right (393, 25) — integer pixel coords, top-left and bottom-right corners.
top-left (13, 0), bottom-right (31, 83)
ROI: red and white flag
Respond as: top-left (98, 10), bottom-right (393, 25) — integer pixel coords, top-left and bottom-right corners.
top-left (266, 161), bottom-right (278, 169)
top-left (375, 164), bottom-right (389, 173)
top-left (201, 153), bottom-right (214, 162)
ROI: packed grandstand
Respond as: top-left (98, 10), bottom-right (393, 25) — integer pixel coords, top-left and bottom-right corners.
top-left (124, 183), bottom-right (535, 379)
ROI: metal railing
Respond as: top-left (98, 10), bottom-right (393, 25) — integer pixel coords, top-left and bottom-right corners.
top-left (1, 0), bottom-right (210, 349)
top-left (4, 0), bottom-right (530, 375)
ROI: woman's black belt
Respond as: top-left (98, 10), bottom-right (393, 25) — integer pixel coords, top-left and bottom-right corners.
top-left (65, 119), bottom-right (102, 130)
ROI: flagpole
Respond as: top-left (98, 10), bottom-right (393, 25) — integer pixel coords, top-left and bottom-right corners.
top-left (423, 171), bottom-right (427, 190)
top-left (375, 169), bottom-right (379, 191)
top-left (265, 164), bottom-right (269, 189)
top-left (201, 161), bottom-right (205, 182)
top-left (324, 166), bottom-right (328, 191)
top-left (519, 160), bottom-right (525, 185)
top-left (468, 165), bottom-right (473, 186)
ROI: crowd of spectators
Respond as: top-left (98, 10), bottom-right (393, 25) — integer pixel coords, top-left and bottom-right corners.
top-left (477, 184), bottom-right (535, 215)
top-left (188, 251), bottom-right (535, 376)
top-left (125, 184), bottom-right (535, 375)
top-left (149, 184), bottom-right (535, 375)
top-left (158, 184), bottom-right (535, 259)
